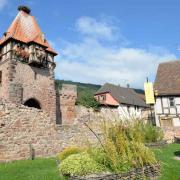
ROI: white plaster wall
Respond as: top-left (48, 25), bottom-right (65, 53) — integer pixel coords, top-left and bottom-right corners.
top-left (164, 109), bottom-right (169, 114)
top-left (154, 97), bottom-right (180, 127)
top-left (176, 105), bottom-right (180, 113)
top-left (162, 98), bottom-right (168, 107)
top-left (170, 107), bottom-right (176, 114)
top-left (175, 98), bottom-right (180, 105)
top-left (155, 98), bottom-right (162, 114)
top-left (173, 117), bottom-right (180, 126)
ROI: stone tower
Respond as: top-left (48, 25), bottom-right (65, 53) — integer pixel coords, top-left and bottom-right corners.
top-left (0, 6), bottom-right (57, 120)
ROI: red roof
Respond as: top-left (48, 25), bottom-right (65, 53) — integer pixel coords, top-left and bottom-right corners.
top-left (0, 9), bottom-right (57, 55)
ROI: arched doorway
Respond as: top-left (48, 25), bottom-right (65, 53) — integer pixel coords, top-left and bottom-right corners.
top-left (24, 98), bottom-right (41, 109)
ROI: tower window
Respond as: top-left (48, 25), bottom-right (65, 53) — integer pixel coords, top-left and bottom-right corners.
top-left (0, 71), bottom-right (2, 86)
top-left (34, 72), bottom-right (37, 80)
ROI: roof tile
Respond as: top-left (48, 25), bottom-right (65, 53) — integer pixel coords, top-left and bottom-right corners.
top-left (0, 10), bottom-right (57, 55)
top-left (154, 60), bottom-right (180, 95)
top-left (95, 83), bottom-right (147, 107)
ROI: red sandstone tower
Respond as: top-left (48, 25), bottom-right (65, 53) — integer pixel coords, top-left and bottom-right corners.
top-left (0, 6), bottom-right (57, 120)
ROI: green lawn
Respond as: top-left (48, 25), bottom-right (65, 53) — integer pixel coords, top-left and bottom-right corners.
top-left (0, 158), bottom-right (66, 180)
top-left (0, 143), bottom-right (179, 180)
top-left (154, 143), bottom-right (180, 180)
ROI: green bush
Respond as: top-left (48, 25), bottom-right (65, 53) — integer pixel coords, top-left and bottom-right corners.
top-left (143, 123), bottom-right (164, 143)
top-left (123, 120), bottom-right (164, 143)
top-left (57, 146), bottom-right (82, 161)
top-left (76, 92), bottom-right (100, 110)
top-left (59, 153), bottom-right (105, 176)
top-left (87, 147), bottom-right (112, 170)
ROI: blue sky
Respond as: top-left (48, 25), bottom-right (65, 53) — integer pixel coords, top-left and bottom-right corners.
top-left (0, 0), bottom-right (179, 88)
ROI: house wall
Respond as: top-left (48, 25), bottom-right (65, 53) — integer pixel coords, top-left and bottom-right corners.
top-left (154, 96), bottom-right (180, 127)
top-left (95, 93), bottom-right (146, 119)
top-left (95, 93), bottom-right (119, 106)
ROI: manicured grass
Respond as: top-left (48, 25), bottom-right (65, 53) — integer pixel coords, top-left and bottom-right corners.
top-left (154, 143), bottom-right (180, 180)
top-left (0, 144), bottom-right (179, 179)
top-left (0, 158), bottom-right (66, 180)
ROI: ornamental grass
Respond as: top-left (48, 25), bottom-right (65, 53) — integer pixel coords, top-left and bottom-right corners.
top-left (58, 118), bottom-right (160, 176)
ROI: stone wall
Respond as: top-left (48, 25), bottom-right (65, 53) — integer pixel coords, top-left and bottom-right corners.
top-left (0, 100), bottom-right (61, 162)
top-left (0, 59), bottom-right (57, 121)
top-left (163, 127), bottom-right (180, 142)
top-left (1, 99), bottom-right (179, 162)
top-left (59, 84), bottom-right (77, 124)
top-left (13, 61), bottom-right (57, 120)
top-left (0, 59), bottom-right (11, 100)
top-left (75, 105), bottom-right (120, 123)
top-left (70, 164), bottom-right (161, 180)
top-left (0, 101), bottom-right (97, 162)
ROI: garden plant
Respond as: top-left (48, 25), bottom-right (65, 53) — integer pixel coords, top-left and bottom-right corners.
top-left (58, 118), bottom-right (161, 177)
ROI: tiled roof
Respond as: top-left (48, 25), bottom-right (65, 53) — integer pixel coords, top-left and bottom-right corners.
top-left (154, 60), bottom-right (180, 95)
top-left (0, 9), bottom-right (57, 55)
top-left (95, 83), bottom-right (147, 107)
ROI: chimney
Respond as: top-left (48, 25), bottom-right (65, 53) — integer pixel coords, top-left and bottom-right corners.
top-left (18, 5), bottom-right (31, 14)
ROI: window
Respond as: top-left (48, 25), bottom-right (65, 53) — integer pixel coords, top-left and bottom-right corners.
top-left (169, 97), bottom-right (175, 107)
top-left (127, 106), bottom-right (130, 113)
top-left (34, 72), bottom-right (37, 80)
top-left (102, 94), bottom-right (106, 101)
top-left (0, 71), bottom-right (2, 86)
top-left (0, 49), bottom-right (2, 61)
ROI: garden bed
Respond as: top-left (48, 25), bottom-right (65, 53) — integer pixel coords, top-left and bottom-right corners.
top-left (70, 163), bottom-right (160, 180)
top-left (145, 140), bottom-right (167, 148)
top-left (174, 136), bottom-right (180, 143)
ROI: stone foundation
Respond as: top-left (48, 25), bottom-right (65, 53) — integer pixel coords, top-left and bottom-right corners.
top-left (70, 164), bottom-right (161, 180)
top-left (163, 127), bottom-right (180, 143)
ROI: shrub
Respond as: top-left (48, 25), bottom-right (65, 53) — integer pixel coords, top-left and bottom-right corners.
top-left (76, 92), bottom-right (100, 110)
top-left (143, 123), bottom-right (164, 143)
top-left (59, 152), bottom-right (105, 176)
top-left (123, 120), bottom-right (164, 143)
top-left (57, 146), bottom-right (82, 161)
top-left (87, 146), bottom-right (112, 170)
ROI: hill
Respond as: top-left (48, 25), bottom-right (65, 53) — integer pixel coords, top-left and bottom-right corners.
top-left (55, 80), bottom-right (101, 102)
top-left (56, 80), bottom-right (145, 109)
top-left (56, 80), bottom-right (144, 95)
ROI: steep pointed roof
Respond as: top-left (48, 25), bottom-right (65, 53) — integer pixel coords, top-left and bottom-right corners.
top-left (154, 60), bottom-right (180, 95)
top-left (0, 7), bottom-right (57, 55)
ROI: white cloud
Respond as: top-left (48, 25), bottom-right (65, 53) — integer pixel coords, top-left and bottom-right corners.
top-left (76, 16), bottom-right (114, 40)
top-left (55, 16), bottom-right (176, 88)
top-left (0, 0), bottom-right (8, 10)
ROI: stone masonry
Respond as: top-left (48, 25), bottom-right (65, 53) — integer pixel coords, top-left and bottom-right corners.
top-left (0, 100), bottom-right (97, 162)
top-left (0, 6), bottom-right (78, 124)
top-left (59, 84), bottom-right (77, 124)
top-left (0, 6), bottom-right (79, 162)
